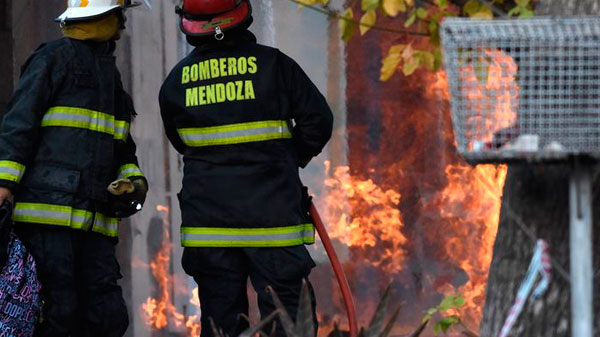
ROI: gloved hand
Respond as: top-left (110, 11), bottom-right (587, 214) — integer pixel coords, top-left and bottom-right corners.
top-left (301, 186), bottom-right (313, 216)
top-left (107, 177), bottom-right (148, 218)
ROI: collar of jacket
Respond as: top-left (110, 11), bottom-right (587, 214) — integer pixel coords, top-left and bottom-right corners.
top-left (69, 38), bottom-right (116, 56)
top-left (190, 30), bottom-right (257, 53)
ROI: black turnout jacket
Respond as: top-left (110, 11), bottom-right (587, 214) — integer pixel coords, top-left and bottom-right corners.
top-left (159, 31), bottom-right (333, 247)
top-left (0, 38), bottom-right (145, 237)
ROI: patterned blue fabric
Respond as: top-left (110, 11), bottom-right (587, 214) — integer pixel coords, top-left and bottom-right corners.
top-left (0, 233), bottom-right (41, 337)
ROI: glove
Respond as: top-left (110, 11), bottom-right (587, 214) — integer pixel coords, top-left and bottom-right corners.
top-left (301, 186), bottom-right (313, 216)
top-left (107, 177), bottom-right (148, 218)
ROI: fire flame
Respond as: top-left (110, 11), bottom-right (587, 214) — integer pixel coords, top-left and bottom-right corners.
top-left (315, 51), bottom-right (516, 333)
top-left (429, 163), bottom-right (507, 327)
top-left (141, 205), bottom-right (201, 336)
top-left (321, 161), bottom-right (407, 275)
top-left (460, 49), bottom-right (519, 149)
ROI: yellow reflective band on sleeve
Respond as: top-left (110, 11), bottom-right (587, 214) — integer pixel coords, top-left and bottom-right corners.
top-left (91, 213), bottom-right (119, 237)
top-left (180, 224), bottom-right (315, 247)
top-left (0, 160), bottom-right (26, 183)
top-left (117, 164), bottom-right (144, 179)
top-left (13, 202), bottom-right (119, 237)
top-left (177, 120), bottom-right (292, 147)
top-left (42, 106), bottom-right (115, 134)
top-left (114, 120), bottom-right (130, 141)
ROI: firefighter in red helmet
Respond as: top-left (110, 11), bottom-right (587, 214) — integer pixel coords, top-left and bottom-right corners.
top-left (160, 0), bottom-right (333, 336)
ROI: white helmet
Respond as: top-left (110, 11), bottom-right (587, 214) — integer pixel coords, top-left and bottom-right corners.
top-left (56, 0), bottom-right (140, 23)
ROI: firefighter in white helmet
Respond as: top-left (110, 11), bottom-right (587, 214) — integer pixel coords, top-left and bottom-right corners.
top-left (160, 0), bottom-right (333, 336)
top-left (0, 0), bottom-right (146, 336)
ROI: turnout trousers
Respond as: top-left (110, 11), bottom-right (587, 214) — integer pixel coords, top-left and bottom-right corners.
top-left (182, 246), bottom-right (318, 337)
top-left (15, 224), bottom-right (129, 337)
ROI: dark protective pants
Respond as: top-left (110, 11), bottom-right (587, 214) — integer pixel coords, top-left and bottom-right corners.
top-left (15, 224), bottom-right (129, 337)
top-left (182, 246), bottom-right (318, 337)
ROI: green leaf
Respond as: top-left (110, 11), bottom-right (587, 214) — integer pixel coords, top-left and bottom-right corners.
top-left (339, 8), bottom-right (355, 41)
top-left (436, 316), bottom-right (461, 334)
top-left (380, 44), bottom-right (405, 81)
top-left (463, 0), bottom-right (481, 16)
top-left (382, 0), bottom-right (406, 16)
top-left (519, 8), bottom-right (534, 17)
top-left (362, 0), bottom-right (381, 11)
top-left (471, 6), bottom-right (493, 19)
top-left (507, 6), bottom-right (520, 16)
top-left (453, 295), bottom-right (466, 307)
top-left (435, 0), bottom-right (448, 9)
top-left (416, 7), bottom-right (428, 19)
top-left (360, 10), bottom-right (377, 35)
top-left (428, 20), bottom-right (440, 46)
top-left (404, 11), bottom-right (417, 27)
top-left (433, 48), bottom-right (443, 71)
top-left (417, 51), bottom-right (435, 71)
top-left (515, 0), bottom-right (529, 6)
top-left (402, 57), bottom-right (420, 76)
top-left (437, 294), bottom-right (466, 313)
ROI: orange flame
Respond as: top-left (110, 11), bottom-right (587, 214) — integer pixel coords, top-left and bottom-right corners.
top-left (430, 163), bottom-right (506, 327)
top-left (321, 161), bottom-right (407, 275)
top-left (140, 205), bottom-right (201, 336)
top-left (426, 52), bottom-right (516, 327)
top-left (314, 51), bottom-right (515, 333)
top-left (460, 49), bottom-right (519, 149)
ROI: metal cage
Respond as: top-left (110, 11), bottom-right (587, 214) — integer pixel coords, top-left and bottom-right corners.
top-left (441, 17), bottom-right (600, 164)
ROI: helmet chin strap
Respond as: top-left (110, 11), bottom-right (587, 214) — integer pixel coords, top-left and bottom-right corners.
top-left (214, 26), bottom-right (224, 40)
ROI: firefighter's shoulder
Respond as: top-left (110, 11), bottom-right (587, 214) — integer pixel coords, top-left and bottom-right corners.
top-left (20, 38), bottom-right (75, 75)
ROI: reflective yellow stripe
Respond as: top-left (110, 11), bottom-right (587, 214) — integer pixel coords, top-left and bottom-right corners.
top-left (0, 160), bottom-right (26, 183)
top-left (177, 120), bottom-right (292, 147)
top-left (114, 120), bottom-right (130, 141)
top-left (13, 202), bottom-right (119, 237)
top-left (42, 106), bottom-right (129, 141)
top-left (117, 164), bottom-right (144, 179)
top-left (92, 213), bottom-right (119, 237)
top-left (180, 224), bottom-right (315, 247)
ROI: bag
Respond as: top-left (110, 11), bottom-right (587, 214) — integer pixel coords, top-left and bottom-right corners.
top-left (0, 201), bottom-right (41, 337)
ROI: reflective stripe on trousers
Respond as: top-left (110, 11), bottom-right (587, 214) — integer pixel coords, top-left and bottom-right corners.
top-left (180, 224), bottom-right (315, 247)
top-left (0, 160), bottom-right (26, 183)
top-left (13, 202), bottom-right (119, 237)
top-left (41, 106), bottom-right (130, 141)
top-left (177, 120), bottom-right (292, 147)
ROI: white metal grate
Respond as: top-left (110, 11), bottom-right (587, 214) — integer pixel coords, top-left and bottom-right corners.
top-left (441, 17), bottom-right (600, 163)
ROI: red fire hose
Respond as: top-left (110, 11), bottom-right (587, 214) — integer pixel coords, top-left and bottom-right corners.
top-left (310, 201), bottom-right (358, 337)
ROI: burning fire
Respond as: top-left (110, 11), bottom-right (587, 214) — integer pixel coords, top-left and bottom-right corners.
top-left (321, 161), bottom-right (407, 275)
top-left (314, 51), bottom-right (516, 334)
top-left (141, 205), bottom-right (201, 336)
top-left (460, 49), bottom-right (519, 149)
top-left (429, 163), bottom-right (507, 327)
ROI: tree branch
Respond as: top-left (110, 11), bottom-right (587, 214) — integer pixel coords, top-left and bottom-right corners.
top-left (287, 0), bottom-right (430, 36)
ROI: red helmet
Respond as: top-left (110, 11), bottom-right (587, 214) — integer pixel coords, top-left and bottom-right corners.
top-left (176, 0), bottom-right (252, 38)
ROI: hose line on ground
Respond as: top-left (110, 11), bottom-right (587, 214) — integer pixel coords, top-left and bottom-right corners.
top-left (310, 201), bottom-right (358, 337)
